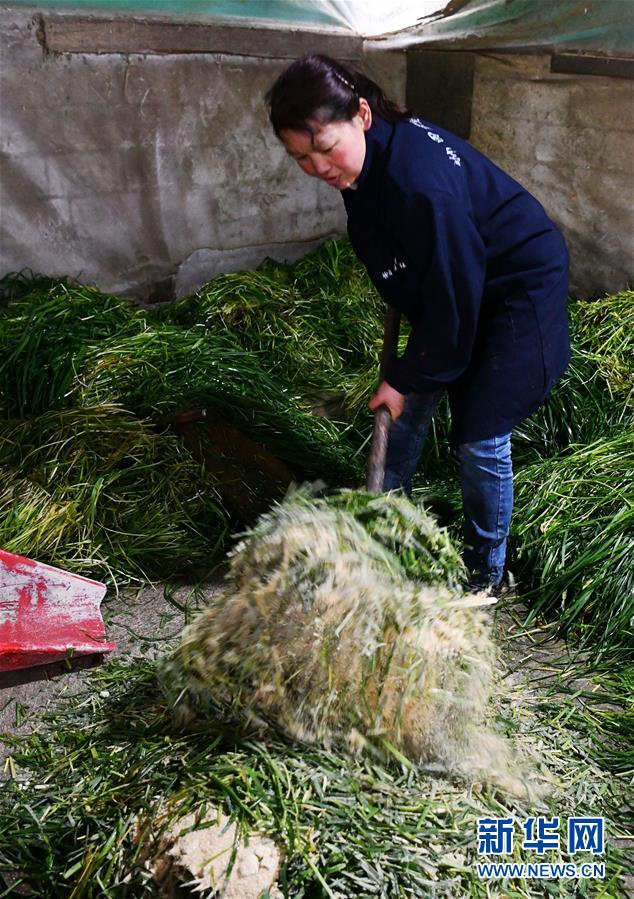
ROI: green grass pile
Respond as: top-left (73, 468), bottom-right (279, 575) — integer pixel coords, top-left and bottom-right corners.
top-left (575, 288), bottom-right (633, 401)
top-left (74, 324), bottom-right (361, 484)
top-left (0, 405), bottom-right (226, 585)
top-left (162, 488), bottom-right (528, 794)
top-left (287, 238), bottom-right (386, 378)
top-left (0, 264), bottom-right (366, 476)
top-left (512, 429), bottom-right (634, 657)
top-left (512, 291), bottom-right (633, 464)
top-left (160, 269), bottom-right (345, 392)
top-left (0, 257), bottom-right (375, 586)
top-left (156, 240), bottom-right (426, 471)
top-left (0, 275), bottom-right (148, 419)
top-left (161, 239), bottom-right (385, 395)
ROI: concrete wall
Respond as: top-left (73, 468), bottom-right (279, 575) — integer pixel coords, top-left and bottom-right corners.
top-left (408, 49), bottom-right (633, 296)
top-left (5, 5), bottom-right (629, 300)
top-left (0, 7), bottom-right (405, 299)
top-left (407, 49), bottom-right (474, 140)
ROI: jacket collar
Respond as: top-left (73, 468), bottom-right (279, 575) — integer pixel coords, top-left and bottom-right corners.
top-left (348, 114), bottom-right (394, 193)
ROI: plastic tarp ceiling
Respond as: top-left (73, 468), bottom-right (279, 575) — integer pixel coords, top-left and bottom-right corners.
top-left (384, 0), bottom-right (634, 53)
top-left (6, 0), bottom-right (446, 36)
top-left (7, 0), bottom-right (633, 48)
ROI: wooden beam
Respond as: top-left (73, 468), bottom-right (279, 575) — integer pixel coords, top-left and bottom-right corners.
top-left (38, 14), bottom-right (363, 61)
top-left (551, 53), bottom-right (634, 80)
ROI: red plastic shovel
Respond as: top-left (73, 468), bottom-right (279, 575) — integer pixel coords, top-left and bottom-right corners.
top-left (0, 549), bottom-right (115, 675)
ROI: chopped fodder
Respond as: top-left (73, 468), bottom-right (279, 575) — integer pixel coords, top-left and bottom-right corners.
top-left (321, 489), bottom-right (465, 590)
top-left (512, 429), bottom-right (634, 658)
top-left (164, 490), bottom-right (527, 794)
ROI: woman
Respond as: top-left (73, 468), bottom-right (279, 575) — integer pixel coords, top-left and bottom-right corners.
top-left (266, 54), bottom-right (570, 592)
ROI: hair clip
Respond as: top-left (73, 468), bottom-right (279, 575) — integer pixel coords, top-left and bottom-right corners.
top-left (333, 70), bottom-right (356, 92)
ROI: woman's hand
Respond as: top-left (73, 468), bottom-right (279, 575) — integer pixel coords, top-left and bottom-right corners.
top-left (368, 381), bottom-right (406, 421)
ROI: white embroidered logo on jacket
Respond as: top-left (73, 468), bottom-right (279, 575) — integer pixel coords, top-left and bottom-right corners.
top-left (409, 118), bottom-right (462, 167)
top-left (382, 257), bottom-right (407, 280)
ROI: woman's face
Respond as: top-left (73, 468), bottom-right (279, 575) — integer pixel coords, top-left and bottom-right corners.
top-left (279, 99), bottom-right (372, 190)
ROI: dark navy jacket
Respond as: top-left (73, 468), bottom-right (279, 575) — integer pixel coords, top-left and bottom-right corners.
top-left (342, 115), bottom-right (571, 443)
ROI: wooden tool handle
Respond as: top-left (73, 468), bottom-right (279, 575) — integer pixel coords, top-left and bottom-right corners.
top-left (366, 306), bottom-right (401, 493)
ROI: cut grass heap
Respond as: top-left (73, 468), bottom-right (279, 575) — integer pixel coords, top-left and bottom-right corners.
top-left (0, 405), bottom-right (227, 585)
top-left (160, 239), bottom-right (385, 397)
top-left (0, 275), bottom-right (147, 419)
top-left (74, 324), bottom-right (359, 484)
top-left (513, 428), bottom-right (634, 657)
top-left (512, 290), bottom-right (633, 464)
top-left (163, 488), bottom-right (528, 795)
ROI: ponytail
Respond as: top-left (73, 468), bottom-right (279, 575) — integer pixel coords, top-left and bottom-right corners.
top-left (266, 54), bottom-right (409, 136)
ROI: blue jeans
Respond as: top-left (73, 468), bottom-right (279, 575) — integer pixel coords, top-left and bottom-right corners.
top-left (383, 390), bottom-right (513, 587)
